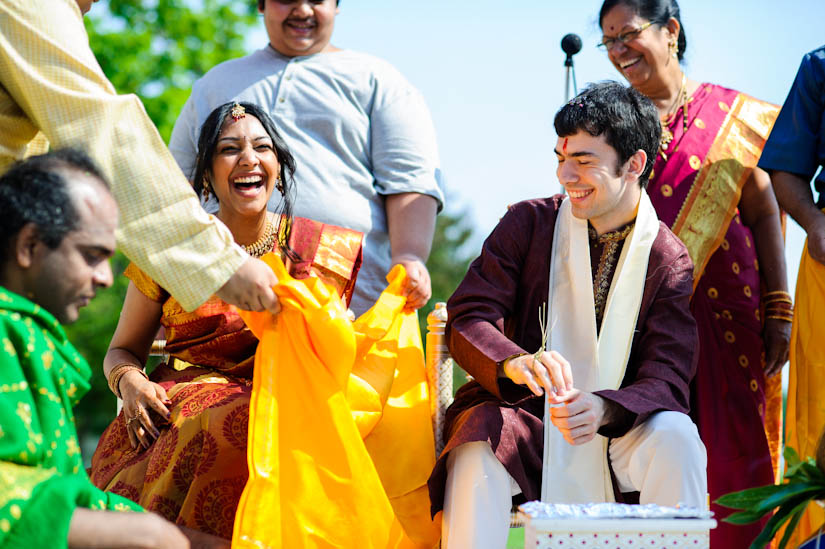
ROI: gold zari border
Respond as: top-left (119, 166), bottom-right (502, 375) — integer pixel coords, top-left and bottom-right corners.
top-left (315, 227), bottom-right (363, 280)
top-left (671, 94), bottom-right (779, 286)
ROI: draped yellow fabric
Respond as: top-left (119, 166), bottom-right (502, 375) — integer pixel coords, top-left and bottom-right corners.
top-left (782, 241), bottom-right (825, 548)
top-left (233, 254), bottom-right (438, 548)
top-left (349, 274), bottom-right (440, 547)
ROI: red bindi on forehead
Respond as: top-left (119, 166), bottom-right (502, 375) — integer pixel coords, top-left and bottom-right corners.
top-left (562, 138), bottom-right (569, 154)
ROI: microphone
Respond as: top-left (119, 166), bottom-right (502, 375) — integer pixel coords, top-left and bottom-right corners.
top-left (561, 33), bottom-right (582, 102)
top-left (561, 33), bottom-right (582, 67)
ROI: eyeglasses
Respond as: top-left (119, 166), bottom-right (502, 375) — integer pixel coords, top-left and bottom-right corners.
top-left (597, 21), bottom-right (653, 51)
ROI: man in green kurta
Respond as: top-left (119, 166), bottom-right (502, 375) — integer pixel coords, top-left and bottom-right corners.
top-left (0, 150), bottom-right (199, 548)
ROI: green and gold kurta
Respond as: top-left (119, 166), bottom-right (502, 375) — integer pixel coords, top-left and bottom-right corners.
top-left (0, 286), bottom-right (141, 548)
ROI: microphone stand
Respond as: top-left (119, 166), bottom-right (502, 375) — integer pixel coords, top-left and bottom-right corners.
top-left (560, 33), bottom-right (581, 193)
top-left (564, 54), bottom-right (578, 103)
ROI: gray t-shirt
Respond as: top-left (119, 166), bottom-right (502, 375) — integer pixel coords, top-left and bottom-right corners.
top-left (170, 46), bottom-right (444, 314)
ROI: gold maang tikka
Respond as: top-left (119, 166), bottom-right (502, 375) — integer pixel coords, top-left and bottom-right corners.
top-left (230, 102), bottom-right (246, 121)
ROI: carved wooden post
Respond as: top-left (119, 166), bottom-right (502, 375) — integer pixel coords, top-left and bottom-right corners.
top-left (426, 302), bottom-right (454, 456)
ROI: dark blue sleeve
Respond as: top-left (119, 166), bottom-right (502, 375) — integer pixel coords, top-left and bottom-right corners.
top-left (759, 46), bottom-right (825, 183)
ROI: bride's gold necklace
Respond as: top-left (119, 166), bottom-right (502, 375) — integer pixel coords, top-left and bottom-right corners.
top-left (241, 214), bottom-right (277, 258)
top-left (659, 72), bottom-right (688, 161)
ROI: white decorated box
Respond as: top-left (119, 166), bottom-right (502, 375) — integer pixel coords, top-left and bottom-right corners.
top-left (518, 502), bottom-right (717, 549)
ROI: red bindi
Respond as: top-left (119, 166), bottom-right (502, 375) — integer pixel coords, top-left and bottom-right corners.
top-left (562, 138), bottom-right (569, 154)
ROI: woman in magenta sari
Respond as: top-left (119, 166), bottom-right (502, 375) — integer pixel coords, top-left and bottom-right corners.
top-left (598, 1), bottom-right (791, 546)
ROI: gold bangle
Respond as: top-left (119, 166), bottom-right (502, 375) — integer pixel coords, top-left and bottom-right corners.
top-left (765, 305), bottom-right (793, 313)
top-left (766, 314), bottom-right (793, 322)
top-left (107, 363), bottom-right (148, 399)
top-left (765, 299), bottom-right (793, 307)
top-left (764, 297), bottom-right (793, 305)
top-left (763, 290), bottom-right (792, 300)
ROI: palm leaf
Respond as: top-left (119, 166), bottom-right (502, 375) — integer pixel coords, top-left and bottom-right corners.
top-left (785, 447), bottom-right (802, 467)
top-left (750, 494), bottom-right (818, 548)
top-left (793, 462), bottom-right (825, 484)
top-left (748, 485), bottom-right (824, 516)
top-left (777, 503), bottom-right (809, 549)
top-left (718, 482), bottom-right (824, 515)
top-left (718, 483), bottom-right (802, 510)
top-left (725, 508), bottom-right (774, 525)
top-left (785, 459), bottom-right (821, 482)
top-left (718, 447), bottom-right (825, 547)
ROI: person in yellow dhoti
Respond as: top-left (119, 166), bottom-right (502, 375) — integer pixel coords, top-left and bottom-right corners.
top-left (758, 45), bottom-right (825, 549)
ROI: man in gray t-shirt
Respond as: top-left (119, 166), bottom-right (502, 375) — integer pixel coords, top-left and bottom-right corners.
top-left (169, 0), bottom-right (443, 315)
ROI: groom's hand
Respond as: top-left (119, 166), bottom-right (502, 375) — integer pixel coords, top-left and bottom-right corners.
top-left (548, 390), bottom-right (610, 445)
top-left (502, 351), bottom-right (573, 399)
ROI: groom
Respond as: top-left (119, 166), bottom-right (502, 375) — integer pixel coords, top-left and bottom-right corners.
top-left (427, 81), bottom-right (707, 549)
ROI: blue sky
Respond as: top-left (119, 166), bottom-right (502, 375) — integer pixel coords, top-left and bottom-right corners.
top-left (251, 0), bottom-right (825, 295)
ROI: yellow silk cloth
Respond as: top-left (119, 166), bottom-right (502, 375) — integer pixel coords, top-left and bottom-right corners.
top-left (782, 240), bottom-right (825, 548)
top-left (233, 254), bottom-right (438, 548)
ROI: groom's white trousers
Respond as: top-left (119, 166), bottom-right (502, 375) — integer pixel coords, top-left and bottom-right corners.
top-left (441, 411), bottom-right (707, 549)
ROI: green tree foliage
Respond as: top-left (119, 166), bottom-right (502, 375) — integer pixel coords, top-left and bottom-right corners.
top-left (66, 252), bottom-right (129, 447)
top-left (85, 0), bottom-right (258, 141)
top-left (422, 208), bottom-right (476, 389)
top-left (427, 210), bottom-right (474, 312)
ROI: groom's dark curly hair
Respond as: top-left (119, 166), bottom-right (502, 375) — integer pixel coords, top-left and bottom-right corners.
top-left (554, 81), bottom-right (661, 188)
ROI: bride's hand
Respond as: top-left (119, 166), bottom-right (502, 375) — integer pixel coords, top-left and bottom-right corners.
top-left (119, 370), bottom-right (172, 450)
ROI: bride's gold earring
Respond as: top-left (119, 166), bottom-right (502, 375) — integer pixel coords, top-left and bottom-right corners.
top-left (669, 41), bottom-right (678, 59)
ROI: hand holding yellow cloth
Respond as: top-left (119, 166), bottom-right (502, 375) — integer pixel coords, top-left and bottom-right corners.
top-left (233, 254), bottom-right (438, 548)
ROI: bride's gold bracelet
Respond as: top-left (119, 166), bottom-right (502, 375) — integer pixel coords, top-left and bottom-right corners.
top-left (107, 363), bottom-right (148, 399)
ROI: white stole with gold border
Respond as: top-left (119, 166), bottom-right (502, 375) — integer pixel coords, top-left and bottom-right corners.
top-left (539, 189), bottom-right (659, 503)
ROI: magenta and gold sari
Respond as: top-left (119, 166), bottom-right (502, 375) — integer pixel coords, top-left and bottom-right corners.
top-left (89, 217), bottom-right (363, 539)
top-left (648, 83), bottom-right (779, 547)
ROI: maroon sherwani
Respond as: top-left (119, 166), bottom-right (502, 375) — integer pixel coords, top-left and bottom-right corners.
top-left (427, 195), bottom-right (699, 514)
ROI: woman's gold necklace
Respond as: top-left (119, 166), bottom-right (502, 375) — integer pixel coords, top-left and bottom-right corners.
top-left (659, 72), bottom-right (688, 161)
top-left (241, 215), bottom-right (277, 258)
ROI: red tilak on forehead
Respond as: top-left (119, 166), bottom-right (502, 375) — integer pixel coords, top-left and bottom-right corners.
top-left (563, 138), bottom-right (569, 154)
